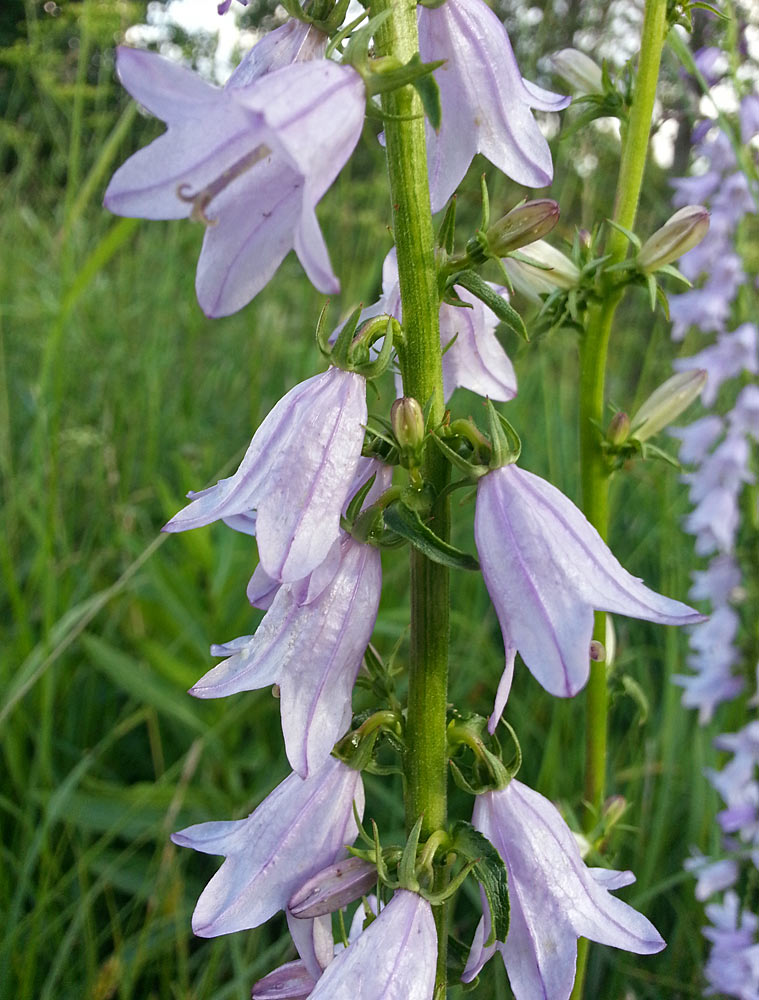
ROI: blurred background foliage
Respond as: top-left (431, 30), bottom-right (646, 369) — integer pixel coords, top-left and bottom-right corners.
top-left (1, 1), bottom-right (755, 997)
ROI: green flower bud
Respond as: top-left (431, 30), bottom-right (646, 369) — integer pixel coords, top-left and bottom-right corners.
top-left (502, 239), bottom-right (581, 300)
top-left (484, 199), bottom-right (560, 257)
top-left (391, 396), bottom-right (425, 465)
top-left (552, 48), bottom-right (604, 96)
top-left (606, 411), bottom-right (630, 446)
top-left (636, 205), bottom-right (710, 273)
top-left (630, 369), bottom-right (707, 442)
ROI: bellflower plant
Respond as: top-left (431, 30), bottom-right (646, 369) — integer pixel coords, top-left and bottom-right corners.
top-left (104, 49), bottom-right (365, 316)
top-left (463, 779), bottom-right (665, 999)
top-left (105, 0), bottom-right (728, 995)
top-left (417, 0), bottom-right (569, 211)
top-left (164, 366), bottom-right (367, 583)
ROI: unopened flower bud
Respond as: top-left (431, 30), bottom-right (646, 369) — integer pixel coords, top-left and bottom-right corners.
top-left (602, 794), bottom-right (628, 829)
top-left (485, 199), bottom-right (560, 256)
top-left (589, 639), bottom-right (606, 661)
top-left (502, 240), bottom-right (580, 300)
top-left (391, 396), bottom-right (425, 461)
top-left (289, 856), bottom-right (377, 918)
top-left (606, 411), bottom-right (630, 446)
top-left (552, 48), bottom-right (604, 96)
top-left (636, 206), bottom-right (710, 273)
top-left (630, 369), bottom-right (707, 442)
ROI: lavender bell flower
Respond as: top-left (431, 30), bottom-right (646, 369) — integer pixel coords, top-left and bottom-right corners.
top-left (104, 47), bottom-right (365, 316)
top-left (417, 0), bottom-right (569, 212)
top-left (192, 531), bottom-right (383, 779)
top-left (307, 889), bottom-right (437, 999)
top-left (355, 248), bottom-right (517, 401)
top-left (163, 367), bottom-right (367, 583)
top-left (463, 780), bottom-right (665, 999)
top-left (171, 755), bottom-right (363, 936)
top-left (474, 464), bottom-right (704, 713)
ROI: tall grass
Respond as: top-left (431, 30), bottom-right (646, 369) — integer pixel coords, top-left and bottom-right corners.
top-left (1, 3), bottom-right (722, 997)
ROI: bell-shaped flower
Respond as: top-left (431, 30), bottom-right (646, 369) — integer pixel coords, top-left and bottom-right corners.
top-left (192, 533), bottom-right (382, 777)
top-left (354, 249), bottom-right (516, 401)
top-left (417, 0), bottom-right (569, 212)
top-left (171, 756), bottom-right (363, 937)
top-left (104, 47), bottom-right (365, 316)
top-left (307, 889), bottom-right (437, 999)
top-left (474, 464), bottom-right (704, 710)
top-left (463, 780), bottom-right (665, 999)
top-left (225, 20), bottom-right (326, 87)
top-left (163, 367), bottom-right (367, 583)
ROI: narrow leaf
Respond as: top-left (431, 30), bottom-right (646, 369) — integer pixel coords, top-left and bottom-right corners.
top-left (451, 820), bottom-right (510, 944)
top-left (452, 271), bottom-right (528, 341)
top-left (383, 503), bottom-right (480, 571)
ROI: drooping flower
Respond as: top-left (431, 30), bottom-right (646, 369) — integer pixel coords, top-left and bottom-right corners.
top-left (417, 0), bottom-right (569, 212)
top-left (193, 533), bottom-right (382, 778)
top-left (307, 890), bottom-right (437, 999)
top-left (225, 20), bottom-right (326, 88)
top-left (104, 47), bottom-right (365, 315)
top-left (163, 367), bottom-right (367, 583)
top-left (171, 755), bottom-right (363, 937)
top-left (463, 780), bottom-right (665, 999)
top-left (474, 464), bottom-right (703, 711)
top-left (353, 248), bottom-right (517, 401)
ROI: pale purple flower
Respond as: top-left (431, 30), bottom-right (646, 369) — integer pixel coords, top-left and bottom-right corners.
top-left (307, 890), bottom-right (437, 1000)
top-left (683, 433), bottom-right (754, 504)
top-left (689, 555), bottom-right (742, 605)
top-left (193, 534), bottom-right (382, 777)
top-left (474, 464), bottom-right (703, 709)
top-left (171, 755), bottom-right (363, 937)
top-left (684, 853), bottom-right (738, 901)
top-left (252, 960), bottom-right (315, 1000)
top-left (163, 367), bottom-right (367, 583)
top-left (417, 0), bottom-right (569, 212)
top-left (463, 780), bottom-right (664, 999)
top-left (703, 892), bottom-right (759, 999)
top-left (104, 48), bottom-right (365, 315)
top-left (226, 21), bottom-right (326, 88)
top-left (685, 486), bottom-right (740, 555)
top-left (730, 384), bottom-right (759, 439)
top-left (669, 415), bottom-right (724, 466)
top-left (355, 248), bottom-right (517, 401)
top-left (741, 94), bottom-right (759, 144)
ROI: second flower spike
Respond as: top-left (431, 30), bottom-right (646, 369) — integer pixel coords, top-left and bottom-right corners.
top-left (474, 464), bottom-right (705, 713)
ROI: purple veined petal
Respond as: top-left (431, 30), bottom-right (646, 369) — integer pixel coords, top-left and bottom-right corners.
top-left (193, 537), bottom-right (382, 778)
top-left (471, 782), bottom-right (664, 1000)
top-left (286, 910), bottom-right (334, 982)
top-left (475, 465), bottom-right (704, 697)
top-left (487, 647), bottom-right (515, 734)
top-left (307, 890), bottom-right (438, 1000)
top-left (171, 756), bottom-right (364, 937)
top-left (289, 856), bottom-right (378, 918)
top-left (226, 21), bottom-right (326, 89)
top-left (164, 367), bottom-right (367, 584)
top-left (418, 0), bottom-right (568, 211)
top-left (521, 78), bottom-right (571, 111)
top-left (114, 46), bottom-right (222, 121)
top-left (223, 510), bottom-right (257, 535)
top-left (247, 562), bottom-right (281, 609)
top-left (294, 204), bottom-right (340, 296)
top-left (440, 287), bottom-right (517, 401)
top-left (588, 867), bottom-right (636, 891)
top-left (252, 960), bottom-right (315, 1000)
top-left (461, 889), bottom-right (497, 983)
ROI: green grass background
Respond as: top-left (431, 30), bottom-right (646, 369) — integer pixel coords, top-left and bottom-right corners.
top-left (1, 2), bottom-right (749, 997)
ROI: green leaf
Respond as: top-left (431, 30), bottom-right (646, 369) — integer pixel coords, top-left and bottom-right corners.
top-left (451, 271), bottom-right (528, 341)
top-left (345, 473), bottom-right (377, 524)
top-left (451, 820), bottom-right (510, 944)
top-left (383, 502), bottom-right (480, 571)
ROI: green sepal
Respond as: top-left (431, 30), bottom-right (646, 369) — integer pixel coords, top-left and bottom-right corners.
top-left (331, 306), bottom-right (362, 368)
top-left (409, 54), bottom-right (442, 130)
top-left (383, 501), bottom-right (480, 571)
top-left (486, 400), bottom-right (521, 470)
top-left (362, 53), bottom-right (445, 99)
top-left (479, 173), bottom-right (490, 232)
top-left (657, 263), bottom-right (691, 286)
top-left (605, 218), bottom-right (641, 251)
top-left (431, 432), bottom-right (489, 480)
top-left (451, 270), bottom-right (528, 341)
top-left (325, 6), bottom-right (370, 59)
top-left (344, 473), bottom-right (377, 525)
top-left (646, 273), bottom-right (657, 312)
top-left (436, 197), bottom-right (457, 255)
top-left (343, 10), bottom-right (392, 72)
top-left (450, 821), bottom-right (510, 946)
top-left (398, 815), bottom-right (424, 891)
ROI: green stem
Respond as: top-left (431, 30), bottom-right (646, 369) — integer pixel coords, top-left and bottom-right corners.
top-left (573, 2), bottom-right (668, 997)
top-left (372, 1), bottom-right (449, 994)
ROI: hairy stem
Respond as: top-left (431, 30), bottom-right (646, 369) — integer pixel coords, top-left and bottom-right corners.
top-left (372, 0), bottom-right (449, 994)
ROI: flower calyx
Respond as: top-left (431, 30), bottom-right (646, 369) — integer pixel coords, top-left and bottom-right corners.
top-left (317, 304), bottom-right (398, 378)
top-left (447, 712), bottom-right (521, 796)
top-left (333, 709), bottom-right (404, 773)
top-left (279, 0), bottom-right (351, 37)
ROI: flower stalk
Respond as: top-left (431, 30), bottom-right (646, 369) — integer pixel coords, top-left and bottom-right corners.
top-left (574, 0), bottom-right (669, 995)
top-left (372, 0), bottom-right (449, 993)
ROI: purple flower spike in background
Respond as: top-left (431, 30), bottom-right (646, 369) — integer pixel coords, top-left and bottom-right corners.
top-left (104, 49), bottom-right (365, 315)
top-left (475, 465), bottom-right (704, 711)
top-left (418, 0), bottom-right (569, 212)
top-left (192, 533), bottom-right (382, 777)
top-left (163, 367), bottom-right (366, 583)
top-left (171, 756), bottom-right (363, 937)
top-left (463, 780), bottom-right (665, 1000)
top-left (307, 890), bottom-right (437, 999)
